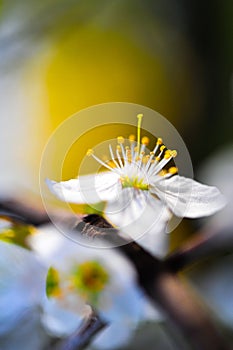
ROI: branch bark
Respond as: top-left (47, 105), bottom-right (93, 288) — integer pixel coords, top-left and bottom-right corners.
top-left (53, 312), bottom-right (107, 350)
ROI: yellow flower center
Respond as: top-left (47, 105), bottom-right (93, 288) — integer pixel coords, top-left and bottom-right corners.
top-left (72, 260), bottom-right (109, 294)
top-left (86, 114), bottom-right (178, 187)
top-left (120, 176), bottom-right (149, 191)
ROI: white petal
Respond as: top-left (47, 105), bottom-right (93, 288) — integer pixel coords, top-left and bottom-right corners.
top-left (41, 299), bottom-right (84, 337)
top-left (0, 307), bottom-right (49, 350)
top-left (46, 172), bottom-right (121, 205)
top-left (0, 242), bottom-right (46, 335)
top-left (153, 175), bottom-right (226, 218)
top-left (105, 190), bottom-right (170, 257)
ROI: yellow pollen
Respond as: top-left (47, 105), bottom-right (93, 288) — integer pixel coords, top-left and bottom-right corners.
top-left (160, 145), bottom-right (166, 152)
top-left (129, 134), bottom-right (136, 142)
top-left (156, 137), bottom-right (163, 145)
top-left (117, 136), bottom-right (124, 144)
top-left (141, 136), bottom-right (150, 145)
top-left (164, 149), bottom-right (177, 159)
top-left (170, 150), bottom-right (177, 158)
top-left (156, 156), bottom-right (161, 161)
top-left (86, 149), bottom-right (94, 157)
top-left (107, 160), bottom-right (117, 168)
top-left (168, 167), bottom-right (178, 174)
top-left (159, 169), bottom-right (168, 176)
top-left (116, 145), bottom-right (121, 151)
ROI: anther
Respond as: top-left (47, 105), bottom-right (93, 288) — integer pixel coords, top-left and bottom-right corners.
top-left (117, 136), bottom-right (124, 144)
top-left (170, 150), bottom-right (177, 158)
top-left (159, 169), bottom-right (168, 176)
top-left (156, 138), bottom-right (163, 145)
top-left (86, 149), bottom-right (94, 157)
top-left (129, 134), bottom-right (136, 142)
top-left (160, 145), bottom-right (166, 152)
top-left (168, 167), bottom-right (178, 174)
top-left (141, 136), bottom-right (150, 145)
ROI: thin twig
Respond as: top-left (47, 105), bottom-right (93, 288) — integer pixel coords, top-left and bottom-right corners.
top-left (53, 312), bottom-right (107, 350)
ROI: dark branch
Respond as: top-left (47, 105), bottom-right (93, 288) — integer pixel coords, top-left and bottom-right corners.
top-left (0, 198), bottom-right (50, 226)
top-left (53, 312), bottom-right (107, 350)
top-left (165, 227), bottom-right (233, 273)
top-left (80, 215), bottom-right (231, 350)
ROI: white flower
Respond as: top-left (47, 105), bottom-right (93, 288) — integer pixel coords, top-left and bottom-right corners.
top-left (29, 224), bottom-right (161, 349)
top-left (0, 239), bottom-right (85, 346)
top-left (47, 114), bottom-right (225, 257)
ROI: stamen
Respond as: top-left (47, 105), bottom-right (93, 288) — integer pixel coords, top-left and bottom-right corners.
top-left (141, 136), bottom-right (149, 146)
top-left (109, 144), bottom-right (121, 168)
top-left (86, 149), bottom-right (94, 157)
top-left (158, 169), bottom-right (168, 176)
top-left (164, 149), bottom-right (177, 159)
top-left (129, 134), bottom-right (136, 142)
top-left (160, 145), bottom-right (166, 152)
top-left (168, 167), bottom-right (178, 174)
top-left (144, 138), bottom-right (163, 172)
top-left (86, 115), bottom-right (177, 192)
top-left (149, 148), bottom-right (177, 176)
top-left (87, 149), bottom-right (118, 172)
top-left (117, 137), bottom-right (128, 164)
top-left (117, 136), bottom-right (124, 144)
top-left (137, 113), bottom-right (143, 155)
top-left (171, 150), bottom-right (177, 157)
top-left (116, 146), bottom-right (124, 168)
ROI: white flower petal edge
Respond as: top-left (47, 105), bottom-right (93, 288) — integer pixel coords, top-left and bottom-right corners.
top-left (152, 175), bottom-right (226, 218)
top-left (46, 172), bottom-right (120, 205)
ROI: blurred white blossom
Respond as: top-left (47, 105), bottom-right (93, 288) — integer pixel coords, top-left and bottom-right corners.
top-left (198, 145), bottom-right (233, 231)
top-left (0, 241), bottom-right (49, 350)
top-left (29, 224), bottom-right (161, 349)
top-left (188, 145), bottom-right (233, 329)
